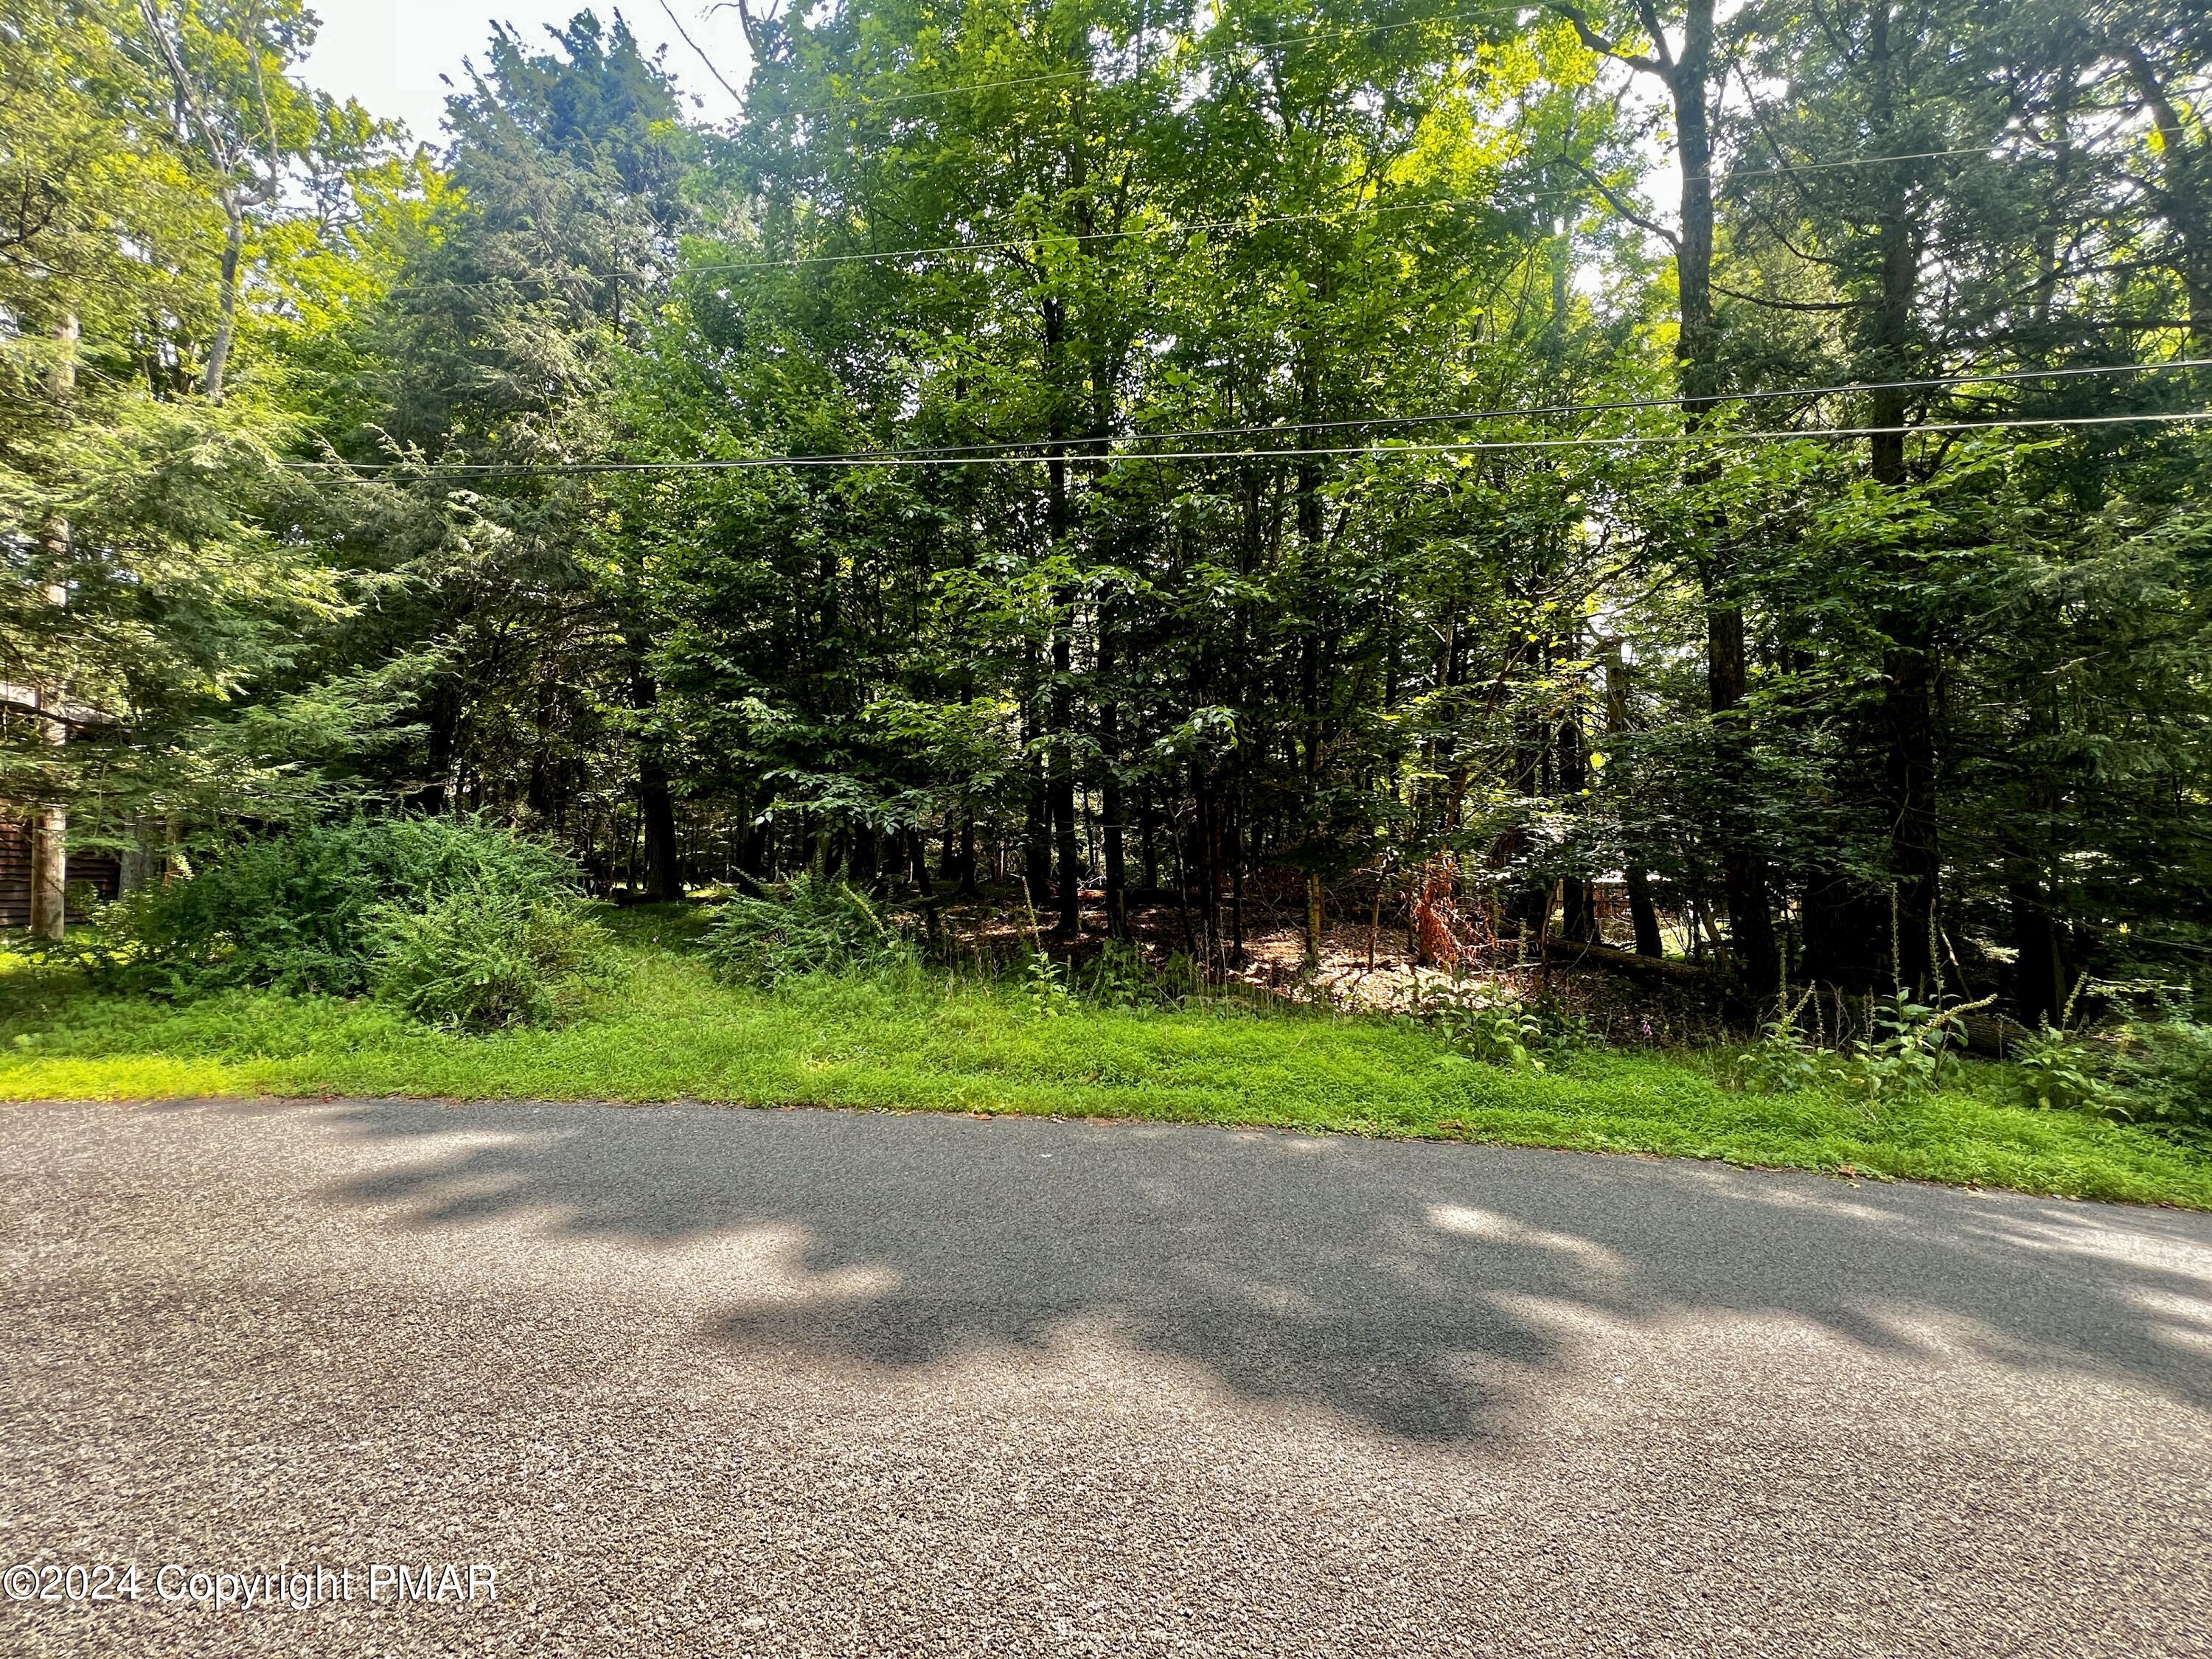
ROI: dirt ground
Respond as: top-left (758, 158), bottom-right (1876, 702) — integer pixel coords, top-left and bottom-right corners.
top-left (923, 890), bottom-right (1730, 1044)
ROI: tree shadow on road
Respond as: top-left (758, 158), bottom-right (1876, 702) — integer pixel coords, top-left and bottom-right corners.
top-left (296, 1101), bottom-right (2212, 1442)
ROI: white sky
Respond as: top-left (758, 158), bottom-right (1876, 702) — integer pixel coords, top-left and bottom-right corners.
top-left (299, 3), bottom-right (1687, 265)
top-left (299, 1), bottom-right (755, 145)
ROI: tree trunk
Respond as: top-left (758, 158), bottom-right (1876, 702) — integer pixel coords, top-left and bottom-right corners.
top-left (2007, 867), bottom-right (2067, 1029)
top-left (627, 638), bottom-right (681, 902)
top-left (29, 310), bottom-right (77, 939)
top-left (1100, 610), bottom-right (1127, 939)
top-left (1624, 872), bottom-right (1663, 959)
top-left (1228, 799), bottom-right (1244, 967)
top-left (1707, 603), bottom-right (1779, 995)
top-left (29, 796), bottom-right (66, 942)
top-left (848, 824), bottom-right (878, 889)
top-left (1880, 643), bottom-right (1940, 993)
top-left (1674, 0), bottom-right (1778, 998)
top-left (741, 814), bottom-right (771, 879)
top-left (1869, 1), bottom-right (1938, 995)
top-left (414, 678), bottom-right (457, 815)
top-left (2121, 45), bottom-right (2212, 354)
top-left (1557, 622), bottom-right (1596, 944)
top-left (1601, 640), bottom-right (1664, 956)
top-left (1050, 629), bottom-right (1081, 935)
top-left (1042, 296), bottom-right (1082, 936)
top-left (1022, 700), bottom-right (1052, 905)
top-left (638, 752), bottom-right (681, 902)
top-left (138, 0), bottom-right (264, 406)
top-left (204, 193), bottom-right (243, 403)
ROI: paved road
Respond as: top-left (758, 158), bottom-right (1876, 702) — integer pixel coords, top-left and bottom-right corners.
top-left (1, 1098), bottom-right (2209, 1657)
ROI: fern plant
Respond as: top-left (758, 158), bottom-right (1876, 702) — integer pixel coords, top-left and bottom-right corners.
top-left (700, 874), bottom-right (916, 987)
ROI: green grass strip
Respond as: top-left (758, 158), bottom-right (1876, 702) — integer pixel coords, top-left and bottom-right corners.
top-left (3, 944), bottom-right (2207, 1209)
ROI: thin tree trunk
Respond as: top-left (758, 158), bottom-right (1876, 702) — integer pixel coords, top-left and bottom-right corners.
top-left (1557, 622), bottom-right (1595, 945)
top-left (1297, 352), bottom-right (1327, 968)
top-left (415, 681), bottom-right (456, 815)
top-left (2007, 869), bottom-right (2067, 1028)
top-left (1551, 0), bottom-right (1770, 984)
top-left (638, 751), bottom-right (681, 902)
top-left (138, 0), bottom-right (271, 406)
top-left (29, 310), bottom-right (77, 940)
top-left (2121, 45), bottom-right (2212, 354)
top-left (1099, 606), bottom-right (1127, 939)
top-left (204, 195), bottom-right (243, 403)
top-left (1869, 1), bottom-right (1938, 995)
top-left (1602, 639), bottom-right (1664, 956)
top-left (1023, 699), bottom-right (1052, 902)
top-left (28, 794), bottom-right (66, 942)
top-left (626, 634), bottom-right (681, 902)
top-left (1042, 296), bottom-right (1082, 936)
top-left (1676, 0), bottom-right (1778, 998)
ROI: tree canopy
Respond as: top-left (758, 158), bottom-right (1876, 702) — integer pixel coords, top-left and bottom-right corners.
top-left (4, 0), bottom-right (2208, 1020)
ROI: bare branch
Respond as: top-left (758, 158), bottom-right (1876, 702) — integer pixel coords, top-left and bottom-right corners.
top-left (1711, 282), bottom-right (1851, 311)
top-left (706, 1), bottom-right (762, 60)
top-left (1543, 2), bottom-right (1669, 80)
top-left (661, 0), bottom-right (747, 105)
top-left (1630, 0), bottom-right (1678, 72)
top-left (137, 0), bottom-right (232, 172)
top-left (0, 695), bottom-right (102, 734)
top-left (1561, 156), bottom-right (1680, 250)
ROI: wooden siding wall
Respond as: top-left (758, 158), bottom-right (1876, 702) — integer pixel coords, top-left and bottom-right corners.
top-left (0, 813), bottom-right (120, 926)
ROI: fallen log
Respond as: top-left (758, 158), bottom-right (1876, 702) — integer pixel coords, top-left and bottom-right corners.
top-left (1541, 938), bottom-right (1710, 984)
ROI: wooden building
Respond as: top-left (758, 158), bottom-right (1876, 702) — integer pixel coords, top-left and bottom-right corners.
top-left (0, 810), bottom-right (119, 928)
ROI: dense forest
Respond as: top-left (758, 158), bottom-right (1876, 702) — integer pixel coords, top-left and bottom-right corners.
top-left (5, 0), bottom-right (2210, 1029)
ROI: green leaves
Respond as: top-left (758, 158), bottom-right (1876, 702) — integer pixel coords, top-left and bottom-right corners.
top-left (700, 874), bottom-right (918, 988)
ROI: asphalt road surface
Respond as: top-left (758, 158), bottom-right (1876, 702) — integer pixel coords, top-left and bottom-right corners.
top-left (3, 1097), bottom-right (2210, 1657)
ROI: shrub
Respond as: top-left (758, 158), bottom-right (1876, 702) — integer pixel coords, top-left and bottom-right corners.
top-left (1077, 940), bottom-right (1153, 1008)
top-left (369, 887), bottom-right (608, 1032)
top-left (2109, 1018), bottom-right (2212, 1133)
top-left (76, 817), bottom-right (592, 1010)
top-left (2011, 1023), bottom-right (2115, 1114)
top-left (700, 874), bottom-right (916, 987)
top-left (2005, 973), bottom-right (2208, 1135)
top-left (1021, 948), bottom-right (1073, 1018)
top-left (1839, 991), bottom-right (1994, 1109)
top-left (1399, 978), bottom-right (1548, 1071)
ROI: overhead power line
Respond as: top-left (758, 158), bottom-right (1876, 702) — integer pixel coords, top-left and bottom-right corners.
top-left (288, 408), bottom-right (2211, 478)
top-left (706, 357), bottom-right (2212, 462)
top-left (287, 357), bottom-right (2212, 469)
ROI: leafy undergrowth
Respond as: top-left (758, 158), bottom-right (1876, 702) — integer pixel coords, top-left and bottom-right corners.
top-left (2, 925), bottom-right (2208, 1209)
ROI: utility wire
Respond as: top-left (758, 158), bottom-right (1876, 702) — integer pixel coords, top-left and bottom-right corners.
top-left (283, 357), bottom-right (2211, 468)
top-left (286, 408), bottom-right (2212, 477)
top-left (653, 356), bottom-right (2212, 462)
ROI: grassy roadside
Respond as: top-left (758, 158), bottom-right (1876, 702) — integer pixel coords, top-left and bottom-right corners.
top-left (2, 925), bottom-right (2207, 1208)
